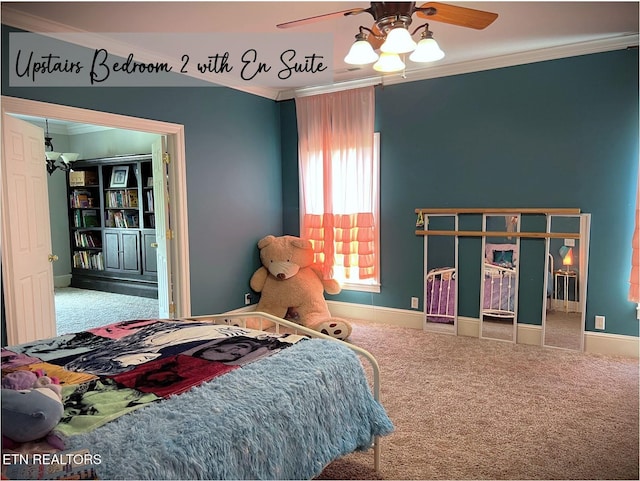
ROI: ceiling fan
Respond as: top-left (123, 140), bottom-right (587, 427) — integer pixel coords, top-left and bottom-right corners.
top-left (277, 2), bottom-right (498, 72)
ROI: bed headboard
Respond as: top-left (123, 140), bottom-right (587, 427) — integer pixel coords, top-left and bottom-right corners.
top-left (485, 243), bottom-right (519, 264)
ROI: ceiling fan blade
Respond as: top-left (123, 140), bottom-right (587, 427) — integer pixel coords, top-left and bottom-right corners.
top-left (367, 23), bottom-right (385, 50)
top-left (277, 8), bottom-right (367, 29)
top-left (415, 2), bottom-right (498, 30)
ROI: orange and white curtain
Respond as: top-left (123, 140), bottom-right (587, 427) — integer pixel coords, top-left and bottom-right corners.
top-left (630, 177), bottom-right (639, 303)
top-left (295, 86), bottom-right (377, 281)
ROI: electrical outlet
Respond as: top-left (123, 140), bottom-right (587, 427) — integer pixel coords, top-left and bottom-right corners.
top-left (564, 238), bottom-right (576, 247)
top-left (411, 297), bottom-right (419, 309)
top-left (244, 293), bottom-right (251, 305)
top-left (595, 315), bottom-right (605, 330)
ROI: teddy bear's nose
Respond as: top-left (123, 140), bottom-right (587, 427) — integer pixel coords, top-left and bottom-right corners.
top-left (277, 273), bottom-right (286, 280)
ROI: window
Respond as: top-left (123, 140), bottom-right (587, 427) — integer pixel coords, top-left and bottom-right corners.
top-left (296, 87), bottom-right (380, 292)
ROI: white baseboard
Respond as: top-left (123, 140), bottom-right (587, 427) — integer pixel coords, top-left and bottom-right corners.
top-left (456, 316), bottom-right (541, 346)
top-left (457, 316), bottom-right (479, 338)
top-left (54, 275), bottom-right (72, 288)
top-left (584, 331), bottom-right (640, 358)
top-left (517, 323), bottom-right (543, 346)
top-left (326, 300), bottom-right (423, 329)
top-left (327, 301), bottom-right (639, 358)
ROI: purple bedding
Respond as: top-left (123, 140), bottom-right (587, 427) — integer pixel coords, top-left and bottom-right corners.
top-left (426, 270), bottom-right (517, 322)
top-left (426, 278), bottom-right (456, 323)
top-left (482, 272), bottom-right (516, 314)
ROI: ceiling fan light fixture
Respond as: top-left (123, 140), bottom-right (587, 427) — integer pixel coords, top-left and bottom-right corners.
top-left (409, 37), bottom-right (444, 63)
top-left (380, 26), bottom-right (417, 54)
top-left (409, 25), bottom-right (445, 62)
top-left (344, 33), bottom-right (379, 65)
top-left (373, 52), bottom-right (405, 73)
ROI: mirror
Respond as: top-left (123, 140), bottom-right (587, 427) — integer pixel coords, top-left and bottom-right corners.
top-left (543, 215), bottom-right (589, 350)
top-left (480, 214), bottom-right (519, 342)
top-left (423, 215), bottom-right (457, 334)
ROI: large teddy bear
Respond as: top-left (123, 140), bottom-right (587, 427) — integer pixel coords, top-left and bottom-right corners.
top-left (249, 235), bottom-right (352, 340)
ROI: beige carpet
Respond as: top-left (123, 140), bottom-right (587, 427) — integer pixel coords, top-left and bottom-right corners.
top-left (55, 287), bottom-right (159, 335)
top-left (318, 320), bottom-right (639, 480)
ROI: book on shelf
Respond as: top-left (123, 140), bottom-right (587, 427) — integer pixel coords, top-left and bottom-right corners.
top-left (127, 189), bottom-right (139, 207)
top-left (81, 210), bottom-right (100, 228)
top-left (113, 211), bottom-right (125, 228)
top-left (73, 250), bottom-right (104, 270)
top-left (105, 210), bottom-right (140, 228)
top-left (124, 211), bottom-right (139, 228)
top-left (74, 231), bottom-right (101, 248)
top-left (146, 190), bottom-right (154, 212)
top-left (70, 190), bottom-right (94, 208)
top-left (107, 189), bottom-right (139, 208)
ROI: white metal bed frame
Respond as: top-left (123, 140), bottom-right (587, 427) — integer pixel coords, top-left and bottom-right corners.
top-left (424, 263), bottom-right (517, 322)
top-left (185, 311), bottom-right (383, 472)
top-left (481, 263), bottom-right (517, 318)
top-left (425, 267), bottom-right (456, 324)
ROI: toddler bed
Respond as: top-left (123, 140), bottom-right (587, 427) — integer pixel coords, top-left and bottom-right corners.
top-left (482, 243), bottom-right (517, 318)
top-left (425, 267), bottom-right (456, 324)
top-left (424, 243), bottom-right (518, 323)
top-left (1, 312), bottom-right (393, 480)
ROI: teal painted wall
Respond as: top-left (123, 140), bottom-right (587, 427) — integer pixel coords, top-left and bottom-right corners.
top-left (280, 49), bottom-right (639, 337)
top-left (2, 23), bottom-right (638, 339)
top-left (2, 25), bottom-right (283, 317)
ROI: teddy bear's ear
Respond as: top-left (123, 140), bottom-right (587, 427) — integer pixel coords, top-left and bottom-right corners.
top-left (257, 235), bottom-right (276, 249)
top-left (291, 238), bottom-right (313, 250)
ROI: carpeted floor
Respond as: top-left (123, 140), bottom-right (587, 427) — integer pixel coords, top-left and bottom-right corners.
top-left (318, 319), bottom-right (639, 480)
top-left (52, 297), bottom-right (639, 479)
top-left (55, 287), bottom-right (159, 335)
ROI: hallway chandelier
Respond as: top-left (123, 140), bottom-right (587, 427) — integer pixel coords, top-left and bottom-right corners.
top-left (44, 119), bottom-right (80, 175)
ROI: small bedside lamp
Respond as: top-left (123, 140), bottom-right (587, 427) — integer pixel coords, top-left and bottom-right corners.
top-left (560, 246), bottom-right (573, 273)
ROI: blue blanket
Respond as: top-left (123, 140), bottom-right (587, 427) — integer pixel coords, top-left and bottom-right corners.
top-left (65, 339), bottom-right (393, 480)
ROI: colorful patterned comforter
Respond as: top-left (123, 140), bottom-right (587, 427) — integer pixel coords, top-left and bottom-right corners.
top-left (1, 318), bottom-right (393, 479)
top-left (3, 319), bottom-right (305, 439)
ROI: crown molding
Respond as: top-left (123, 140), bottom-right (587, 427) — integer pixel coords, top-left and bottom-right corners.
top-left (380, 33), bottom-right (639, 87)
top-left (280, 33), bottom-right (639, 100)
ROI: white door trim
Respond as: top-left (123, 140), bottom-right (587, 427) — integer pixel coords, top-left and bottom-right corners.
top-left (1, 96), bottom-right (191, 319)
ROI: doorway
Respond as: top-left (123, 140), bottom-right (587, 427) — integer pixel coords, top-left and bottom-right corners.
top-left (17, 116), bottom-right (162, 333)
top-left (1, 96), bottom-right (191, 345)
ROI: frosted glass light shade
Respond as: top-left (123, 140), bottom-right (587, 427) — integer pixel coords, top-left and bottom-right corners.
top-left (45, 151), bottom-right (61, 161)
top-left (373, 52), bottom-right (405, 73)
top-left (344, 39), bottom-right (379, 65)
top-left (409, 38), bottom-right (445, 62)
top-left (380, 27), bottom-right (417, 54)
top-left (61, 153), bottom-right (80, 163)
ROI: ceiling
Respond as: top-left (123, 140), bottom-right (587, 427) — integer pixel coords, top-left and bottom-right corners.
top-left (13, 114), bottom-right (114, 134)
top-left (2, 1), bottom-right (638, 100)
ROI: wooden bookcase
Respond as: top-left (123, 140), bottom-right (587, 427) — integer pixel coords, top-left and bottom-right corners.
top-left (67, 154), bottom-right (158, 298)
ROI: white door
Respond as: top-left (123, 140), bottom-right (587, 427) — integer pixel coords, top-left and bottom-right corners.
top-left (152, 137), bottom-right (173, 318)
top-left (1, 115), bottom-right (57, 344)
